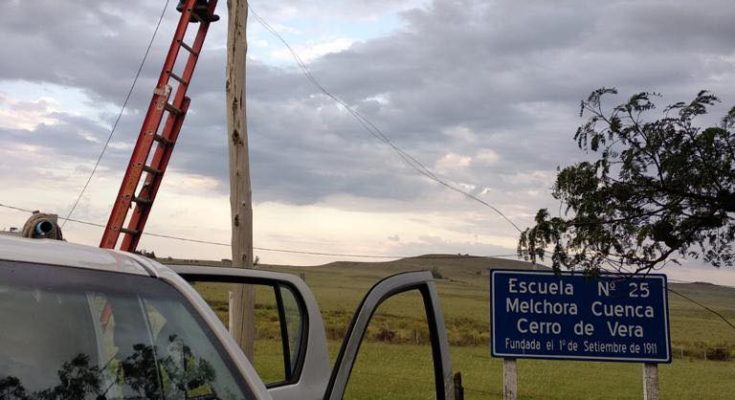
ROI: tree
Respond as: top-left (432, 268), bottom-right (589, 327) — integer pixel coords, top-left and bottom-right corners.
top-left (518, 88), bottom-right (735, 274)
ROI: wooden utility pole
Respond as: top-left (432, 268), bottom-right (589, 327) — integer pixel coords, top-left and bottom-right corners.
top-left (226, 0), bottom-right (255, 359)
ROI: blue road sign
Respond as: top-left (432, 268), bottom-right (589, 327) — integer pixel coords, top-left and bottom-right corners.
top-left (491, 269), bottom-right (671, 363)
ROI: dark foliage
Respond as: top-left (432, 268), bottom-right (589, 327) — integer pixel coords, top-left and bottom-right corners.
top-left (518, 89), bottom-right (735, 273)
top-left (0, 340), bottom-right (217, 400)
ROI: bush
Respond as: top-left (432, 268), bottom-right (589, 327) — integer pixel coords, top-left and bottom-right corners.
top-left (706, 347), bottom-right (731, 361)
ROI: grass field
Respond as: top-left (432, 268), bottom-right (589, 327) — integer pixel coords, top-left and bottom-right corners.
top-left (165, 255), bottom-right (735, 399)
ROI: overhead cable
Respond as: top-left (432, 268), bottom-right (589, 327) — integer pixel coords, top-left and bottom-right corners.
top-left (61, 0), bottom-right (172, 227)
top-left (248, 5), bottom-right (522, 233)
top-left (0, 202), bottom-right (515, 259)
top-left (2, 201), bottom-right (733, 332)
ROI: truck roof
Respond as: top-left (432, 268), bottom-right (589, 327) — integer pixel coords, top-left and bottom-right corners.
top-left (0, 234), bottom-right (160, 276)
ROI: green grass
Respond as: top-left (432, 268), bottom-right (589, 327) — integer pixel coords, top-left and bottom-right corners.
top-left (164, 255), bottom-right (735, 398)
top-left (342, 342), bottom-right (735, 400)
top-left (249, 340), bottom-right (735, 399)
top-left (260, 256), bottom-right (735, 355)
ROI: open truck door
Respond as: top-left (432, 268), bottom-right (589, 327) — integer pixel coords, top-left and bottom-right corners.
top-left (324, 271), bottom-right (455, 400)
top-left (172, 266), bottom-right (454, 400)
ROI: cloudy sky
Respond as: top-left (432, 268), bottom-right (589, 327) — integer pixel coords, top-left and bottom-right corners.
top-left (2, 0), bottom-right (735, 284)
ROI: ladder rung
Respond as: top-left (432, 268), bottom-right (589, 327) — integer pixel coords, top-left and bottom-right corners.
top-left (188, 11), bottom-right (219, 24)
top-left (164, 102), bottom-right (183, 116)
top-left (191, 11), bottom-right (204, 22)
top-left (154, 134), bottom-right (174, 145)
top-left (168, 71), bottom-right (189, 86)
top-left (190, 12), bottom-right (204, 23)
top-left (178, 40), bottom-right (199, 56)
top-left (120, 228), bottom-right (139, 236)
top-left (132, 196), bottom-right (153, 205)
top-left (142, 165), bottom-right (163, 175)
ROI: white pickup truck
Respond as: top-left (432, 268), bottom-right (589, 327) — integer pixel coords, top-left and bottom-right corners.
top-left (0, 235), bottom-right (456, 399)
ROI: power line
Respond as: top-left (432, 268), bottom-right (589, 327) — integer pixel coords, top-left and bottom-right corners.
top-left (0, 202), bottom-right (516, 260)
top-left (668, 286), bottom-right (735, 332)
top-left (248, 6), bottom-right (522, 233)
top-left (3, 201), bottom-right (734, 333)
top-left (249, 10), bottom-right (734, 334)
top-left (597, 263), bottom-right (735, 334)
top-left (0, 203), bottom-right (34, 214)
top-left (8, 4), bottom-right (733, 331)
top-left (245, 13), bottom-right (734, 336)
top-left (61, 0), bottom-right (172, 228)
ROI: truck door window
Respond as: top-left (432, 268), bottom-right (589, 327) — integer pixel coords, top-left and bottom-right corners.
top-left (324, 272), bottom-right (453, 400)
top-left (0, 261), bottom-right (254, 400)
top-left (278, 285), bottom-right (304, 375)
top-left (190, 281), bottom-right (306, 387)
top-left (343, 291), bottom-right (436, 400)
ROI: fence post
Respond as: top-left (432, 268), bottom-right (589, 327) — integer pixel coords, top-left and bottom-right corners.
top-left (503, 358), bottom-right (517, 400)
top-left (453, 372), bottom-right (464, 400)
top-left (228, 291), bottom-right (233, 332)
top-left (643, 363), bottom-right (659, 400)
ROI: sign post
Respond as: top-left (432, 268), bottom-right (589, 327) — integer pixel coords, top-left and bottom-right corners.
top-left (503, 358), bottom-right (517, 400)
top-left (490, 269), bottom-right (670, 399)
top-left (643, 363), bottom-right (659, 400)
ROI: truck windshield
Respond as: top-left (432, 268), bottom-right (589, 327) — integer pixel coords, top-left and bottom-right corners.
top-left (0, 261), bottom-right (251, 400)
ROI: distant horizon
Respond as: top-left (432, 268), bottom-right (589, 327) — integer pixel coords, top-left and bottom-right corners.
top-left (3, 217), bottom-right (733, 287)
top-left (154, 251), bottom-right (735, 288)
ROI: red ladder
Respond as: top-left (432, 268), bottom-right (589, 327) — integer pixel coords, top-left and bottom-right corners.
top-left (100, 0), bottom-right (219, 251)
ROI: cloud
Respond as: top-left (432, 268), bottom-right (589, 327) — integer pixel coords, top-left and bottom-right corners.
top-left (0, 94), bottom-right (59, 130)
top-left (3, 0), bottom-right (735, 271)
top-left (270, 37), bottom-right (355, 63)
top-left (475, 149), bottom-right (499, 166)
top-left (435, 152), bottom-right (472, 172)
